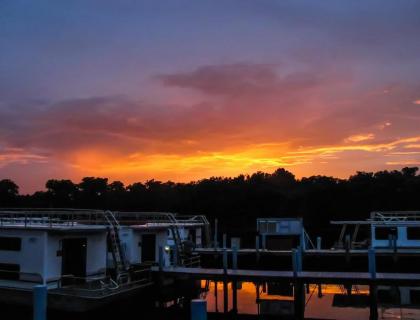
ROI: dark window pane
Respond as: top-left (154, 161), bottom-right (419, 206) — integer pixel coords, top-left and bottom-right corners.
top-left (407, 227), bottom-right (420, 240)
top-left (375, 227), bottom-right (397, 240)
top-left (0, 237), bottom-right (21, 251)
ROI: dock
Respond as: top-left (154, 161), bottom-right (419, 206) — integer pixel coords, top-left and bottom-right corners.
top-left (152, 266), bottom-right (420, 285)
top-left (195, 247), bottom-right (420, 257)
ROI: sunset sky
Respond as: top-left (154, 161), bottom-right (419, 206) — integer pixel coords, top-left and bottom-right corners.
top-left (1, 1), bottom-right (420, 193)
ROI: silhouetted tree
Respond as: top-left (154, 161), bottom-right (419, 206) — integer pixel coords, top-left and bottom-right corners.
top-left (0, 179), bottom-right (19, 206)
top-left (1, 167), bottom-right (419, 247)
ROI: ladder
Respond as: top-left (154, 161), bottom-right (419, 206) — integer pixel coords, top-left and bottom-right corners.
top-left (103, 210), bottom-right (128, 282)
top-left (167, 214), bottom-right (184, 266)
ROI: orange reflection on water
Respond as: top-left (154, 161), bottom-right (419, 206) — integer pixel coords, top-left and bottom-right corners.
top-left (201, 281), bottom-right (372, 319)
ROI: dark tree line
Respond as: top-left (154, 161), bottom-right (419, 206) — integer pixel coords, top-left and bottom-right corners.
top-left (1, 167), bottom-right (420, 245)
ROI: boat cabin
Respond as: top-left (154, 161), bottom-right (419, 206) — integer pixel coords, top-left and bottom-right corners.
top-left (116, 212), bottom-right (208, 267)
top-left (257, 218), bottom-right (309, 251)
top-left (0, 210), bottom-right (108, 288)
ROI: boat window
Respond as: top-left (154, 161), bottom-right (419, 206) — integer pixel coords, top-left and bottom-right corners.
top-left (374, 227), bottom-right (397, 240)
top-left (407, 227), bottom-right (420, 240)
top-left (0, 237), bottom-right (22, 251)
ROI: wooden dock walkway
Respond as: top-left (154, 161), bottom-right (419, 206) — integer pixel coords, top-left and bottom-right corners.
top-left (151, 266), bottom-right (420, 285)
top-left (195, 247), bottom-right (420, 257)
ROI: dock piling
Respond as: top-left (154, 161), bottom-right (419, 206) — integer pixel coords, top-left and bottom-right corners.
top-left (214, 218), bottom-right (218, 248)
top-left (255, 236), bottom-right (260, 264)
top-left (232, 246), bottom-right (238, 270)
top-left (316, 237), bottom-right (322, 250)
top-left (232, 246), bottom-right (238, 314)
top-left (368, 248), bottom-right (376, 279)
top-left (33, 285), bottom-right (47, 320)
top-left (223, 248), bottom-right (228, 274)
top-left (191, 299), bottom-right (207, 320)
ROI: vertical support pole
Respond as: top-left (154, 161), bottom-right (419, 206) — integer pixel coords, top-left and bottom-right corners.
top-left (223, 248), bottom-right (228, 274)
top-left (232, 246), bottom-right (238, 270)
top-left (368, 248), bottom-right (376, 279)
top-left (232, 245), bottom-right (238, 314)
top-left (294, 280), bottom-right (305, 320)
top-left (316, 237), bottom-right (322, 250)
top-left (292, 249), bottom-right (298, 277)
top-left (345, 234), bottom-right (351, 263)
top-left (392, 235), bottom-right (398, 263)
top-left (222, 233), bottom-right (227, 249)
top-left (369, 284), bottom-right (378, 320)
top-left (173, 244), bottom-right (178, 267)
top-left (256, 282), bottom-right (260, 302)
top-left (293, 246), bottom-right (303, 277)
top-left (214, 281), bottom-right (219, 313)
top-left (262, 234), bottom-right (266, 250)
top-left (214, 218), bottom-right (218, 249)
top-left (223, 279), bottom-right (228, 314)
top-left (317, 284), bottom-right (323, 298)
top-left (223, 247), bottom-right (228, 314)
top-left (298, 246), bottom-right (303, 272)
top-left (33, 285), bottom-right (47, 320)
top-left (256, 235), bottom-right (260, 265)
top-left (191, 299), bottom-right (207, 320)
top-left (159, 246), bottom-right (164, 271)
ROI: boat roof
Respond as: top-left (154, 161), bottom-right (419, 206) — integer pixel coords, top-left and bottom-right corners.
top-left (331, 211), bottom-right (420, 226)
top-left (129, 222), bottom-right (205, 231)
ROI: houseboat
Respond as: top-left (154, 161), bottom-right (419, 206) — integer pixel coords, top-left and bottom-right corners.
top-left (331, 211), bottom-right (420, 250)
top-left (0, 209), bottom-right (207, 312)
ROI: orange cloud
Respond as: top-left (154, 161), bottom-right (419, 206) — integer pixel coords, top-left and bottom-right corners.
top-left (344, 133), bottom-right (375, 143)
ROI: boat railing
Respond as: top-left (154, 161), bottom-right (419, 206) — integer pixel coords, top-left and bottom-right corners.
top-left (181, 254), bottom-right (201, 268)
top-left (370, 211), bottom-right (420, 222)
top-left (0, 209), bottom-right (106, 227)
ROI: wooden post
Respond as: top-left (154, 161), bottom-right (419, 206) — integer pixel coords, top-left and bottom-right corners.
top-left (262, 234), bottom-right (266, 250)
top-left (222, 233), bottom-right (227, 249)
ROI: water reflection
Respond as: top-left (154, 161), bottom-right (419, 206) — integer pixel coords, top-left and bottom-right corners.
top-left (202, 281), bottom-right (420, 319)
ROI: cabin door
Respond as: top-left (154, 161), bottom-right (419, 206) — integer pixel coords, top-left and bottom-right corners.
top-left (141, 234), bottom-right (156, 263)
top-left (61, 238), bottom-right (87, 282)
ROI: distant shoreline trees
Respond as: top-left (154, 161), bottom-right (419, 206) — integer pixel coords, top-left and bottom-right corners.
top-left (1, 167), bottom-right (419, 245)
